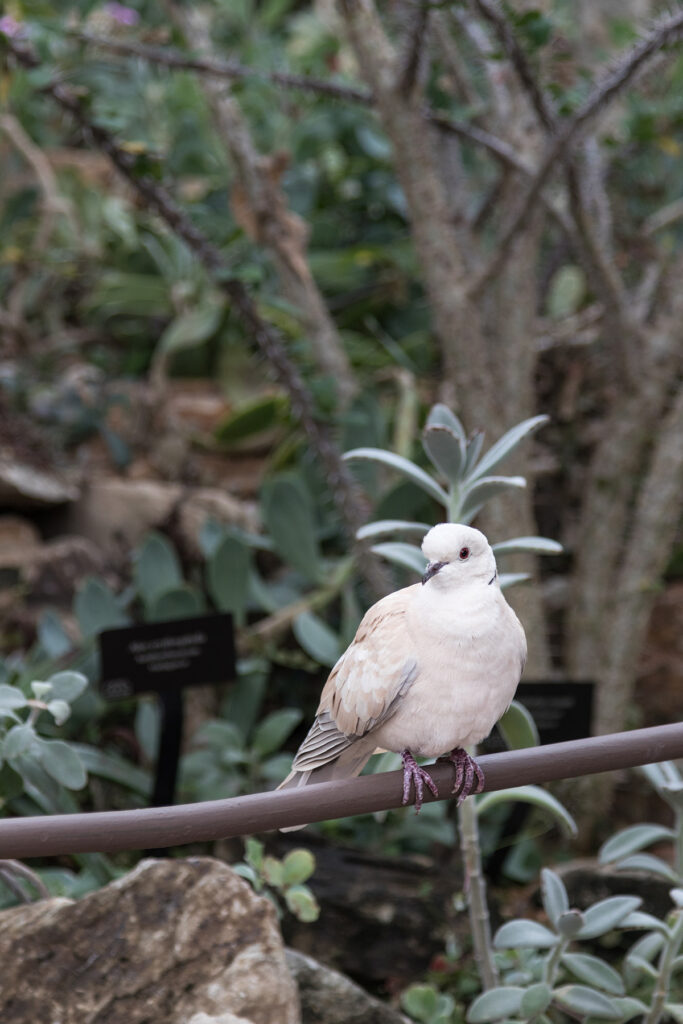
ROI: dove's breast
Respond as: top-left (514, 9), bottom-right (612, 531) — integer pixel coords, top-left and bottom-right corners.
top-left (373, 587), bottom-right (525, 758)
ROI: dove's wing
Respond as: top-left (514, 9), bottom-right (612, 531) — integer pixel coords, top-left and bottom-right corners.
top-left (291, 586), bottom-right (420, 772)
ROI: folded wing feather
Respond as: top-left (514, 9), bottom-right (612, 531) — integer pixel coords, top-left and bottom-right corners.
top-left (289, 587), bottom-right (420, 775)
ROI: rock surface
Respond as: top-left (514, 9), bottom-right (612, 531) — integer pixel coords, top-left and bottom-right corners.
top-left (287, 948), bottom-right (410, 1024)
top-left (0, 858), bottom-right (300, 1024)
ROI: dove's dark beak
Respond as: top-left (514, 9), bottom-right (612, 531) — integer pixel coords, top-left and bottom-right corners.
top-left (422, 560), bottom-right (445, 585)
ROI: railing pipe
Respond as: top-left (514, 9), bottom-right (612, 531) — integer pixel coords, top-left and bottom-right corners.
top-left (0, 723), bottom-right (681, 858)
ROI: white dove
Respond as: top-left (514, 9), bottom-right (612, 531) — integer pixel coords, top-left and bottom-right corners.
top-left (278, 523), bottom-right (526, 821)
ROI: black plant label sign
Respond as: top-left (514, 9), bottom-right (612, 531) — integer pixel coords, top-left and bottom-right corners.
top-left (485, 681), bottom-right (595, 752)
top-left (98, 613), bottom-right (236, 700)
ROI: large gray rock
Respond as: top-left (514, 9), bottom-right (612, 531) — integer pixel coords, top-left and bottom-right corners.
top-left (287, 949), bottom-right (410, 1024)
top-left (63, 478), bottom-right (184, 550)
top-left (0, 857), bottom-right (300, 1024)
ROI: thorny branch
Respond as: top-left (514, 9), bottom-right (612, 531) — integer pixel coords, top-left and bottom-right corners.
top-left (471, 0), bottom-right (556, 132)
top-left (471, 0), bottom-right (643, 379)
top-left (2, 36), bottom-right (381, 573)
top-left (72, 31), bottom-right (544, 178)
top-left (397, 0), bottom-right (431, 97)
top-left (469, 9), bottom-right (683, 297)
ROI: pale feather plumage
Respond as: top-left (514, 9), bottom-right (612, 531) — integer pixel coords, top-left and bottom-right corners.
top-left (278, 524), bottom-right (526, 818)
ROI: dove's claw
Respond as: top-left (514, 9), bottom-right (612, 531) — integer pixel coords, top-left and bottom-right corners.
top-left (439, 748), bottom-right (485, 805)
top-left (401, 748), bottom-right (439, 813)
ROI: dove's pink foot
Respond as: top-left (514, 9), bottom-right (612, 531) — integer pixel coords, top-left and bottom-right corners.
top-left (401, 748), bottom-right (439, 813)
top-left (439, 747), bottom-right (485, 805)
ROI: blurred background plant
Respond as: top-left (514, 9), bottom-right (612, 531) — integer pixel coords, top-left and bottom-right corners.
top-left (1, 0), bottom-right (683, 1014)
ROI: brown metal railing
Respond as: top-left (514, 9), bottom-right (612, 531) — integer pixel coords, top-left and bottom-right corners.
top-left (0, 724), bottom-right (681, 858)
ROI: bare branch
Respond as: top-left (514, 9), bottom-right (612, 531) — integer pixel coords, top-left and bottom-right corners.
top-left (466, 2), bottom-right (639, 378)
top-left (565, 156), bottom-right (644, 382)
top-left (427, 108), bottom-right (573, 238)
top-left (470, 0), bottom-right (556, 132)
top-left (73, 31), bottom-right (372, 103)
top-left (597, 382), bottom-right (683, 736)
top-left (469, 9), bottom-right (683, 298)
top-left (534, 302), bottom-right (603, 352)
top-left (642, 195), bottom-right (683, 236)
top-left (167, 3), bottom-right (357, 403)
top-left (71, 26), bottom-right (561, 200)
top-left (397, 0), bottom-right (431, 97)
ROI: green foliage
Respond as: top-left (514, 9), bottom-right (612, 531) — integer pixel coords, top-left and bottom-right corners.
top-left (344, 406), bottom-right (561, 587)
top-left (402, 982), bottom-right (457, 1024)
top-left (233, 837), bottom-right (319, 923)
top-left (0, 671), bottom-right (90, 810)
top-left (422, 765), bottom-right (683, 1024)
top-left (179, 659), bottom-right (302, 800)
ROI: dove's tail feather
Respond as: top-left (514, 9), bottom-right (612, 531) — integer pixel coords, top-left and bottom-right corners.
top-left (277, 743), bottom-right (375, 832)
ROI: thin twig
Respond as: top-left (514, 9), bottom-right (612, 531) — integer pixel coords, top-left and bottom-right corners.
top-left (0, 858), bottom-right (50, 899)
top-left (73, 31), bottom-right (372, 103)
top-left (642, 195), bottom-right (683, 236)
top-left (71, 28), bottom-right (548, 181)
top-left (425, 109), bottom-right (573, 237)
top-left (468, 1), bottom-right (637, 362)
top-left (468, 9), bottom-right (683, 297)
top-left (397, 0), bottom-right (431, 97)
top-left (470, 0), bottom-right (556, 132)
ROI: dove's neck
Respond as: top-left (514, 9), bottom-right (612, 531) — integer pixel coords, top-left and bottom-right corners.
top-left (410, 579), bottom-right (502, 639)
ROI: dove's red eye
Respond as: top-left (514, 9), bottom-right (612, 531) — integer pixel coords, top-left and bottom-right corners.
top-left (459, 547), bottom-right (470, 560)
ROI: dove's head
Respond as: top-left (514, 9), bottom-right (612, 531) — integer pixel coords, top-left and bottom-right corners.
top-left (421, 523), bottom-right (497, 589)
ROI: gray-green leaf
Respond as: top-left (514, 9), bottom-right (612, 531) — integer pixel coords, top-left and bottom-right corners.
top-left (552, 985), bottom-right (621, 1020)
top-left (614, 853), bottom-right (678, 882)
top-left (134, 532), bottom-right (183, 607)
top-left (547, 265), bottom-right (586, 319)
top-left (252, 708), bottom-right (303, 757)
top-left (4, 723), bottom-right (37, 759)
top-left (460, 476), bottom-right (526, 520)
top-left (541, 868), bottom-right (569, 926)
top-left (371, 541), bottom-right (427, 575)
top-left (612, 997), bottom-right (651, 1021)
top-left (0, 685), bottom-right (27, 711)
top-left (578, 896), bottom-right (642, 939)
top-left (561, 953), bottom-right (625, 995)
top-left (206, 535), bottom-right (251, 619)
top-left (282, 849), bottom-right (315, 885)
top-left (261, 475), bottom-right (322, 583)
top-left (467, 986), bottom-right (525, 1023)
top-left (48, 671), bottom-right (88, 704)
top-left (599, 824), bottom-right (675, 864)
top-left (477, 785), bottom-right (577, 837)
top-left (147, 585), bottom-right (204, 622)
top-left (157, 300), bottom-right (222, 355)
top-left (557, 909), bottom-right (585, 938)
top-left (467, 415), bottom-right (549, 482)
top-left (492, 536), bottom-right (563, 556)
top-left (293, 611), bottom-right (341, 668)
top-left (284, 884), bottom-right (320, 922)
top-left (343, 448), bottom-right (449, 507)
top-left (74, 577), bottom-right (129, 638)
top-left (36, 738), bottom-right (87, 790)
top-left (422, 425), bottom-right (465, 482)
top-left (356, 519), bottom-right (431, 542)
top-left (497, 700), bottom-right (539, 749)
top-left (494, 919), bottom-right (558, 949)
top-left (47, 700), bottom-right (71, 726)
top-left (520, 983), bottom-right (553, 1017)
top-left (426, 404), bottom-right (466, 439)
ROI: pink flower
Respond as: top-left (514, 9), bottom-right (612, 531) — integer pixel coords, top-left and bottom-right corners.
top-left (0, 15), bottom-right (24, 38)
top-left (102, 3), bottom-right (139, 26)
